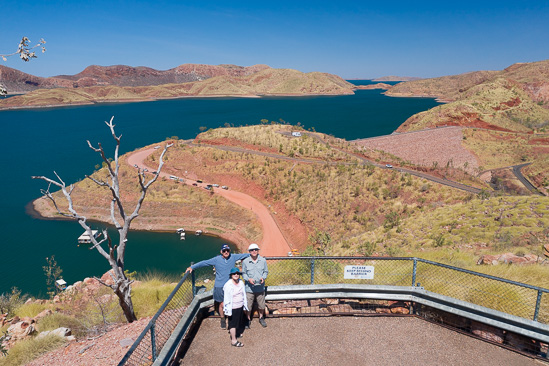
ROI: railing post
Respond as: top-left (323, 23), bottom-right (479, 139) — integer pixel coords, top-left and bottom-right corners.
top-left (310, 258), bottom-right (315, 285)
top-left (191, 262), bottom-right (196, 297)
top-left (150, 323), bottom-right (157, 362)
top-left (412, 258), bottom-right (417, 286)
top-left (534, 290), bottom-right (542, 321)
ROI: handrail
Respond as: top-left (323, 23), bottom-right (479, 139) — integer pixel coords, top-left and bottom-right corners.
top-left (118, 272), bottom-right (190, 365)
top-left (119, 256), bottom-right (549, 365)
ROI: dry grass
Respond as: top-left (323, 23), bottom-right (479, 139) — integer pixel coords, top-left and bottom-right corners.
top-left (34, 124), bottom-right (549, 287)
top-left (159, 125), bottom-right (472, 250)
top-left (398, 79), bottom-right (549, 133)
top-left (0, 335), bottom-right (66, 366)
top-left (334, 195), bottom-right (549, 260)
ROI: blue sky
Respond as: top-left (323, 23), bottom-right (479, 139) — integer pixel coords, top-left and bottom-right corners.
top-left (1, 1), bottom-right (548, 79)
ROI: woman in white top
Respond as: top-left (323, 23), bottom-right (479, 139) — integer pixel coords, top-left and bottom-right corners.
top-left (223, 267), bottom-right (249, 347)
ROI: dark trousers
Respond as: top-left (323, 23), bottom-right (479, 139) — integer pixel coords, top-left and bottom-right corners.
top-left (228, 306), bottom-right (245, 335)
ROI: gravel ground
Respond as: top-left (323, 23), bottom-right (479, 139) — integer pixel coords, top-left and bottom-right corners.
top-left (26, 317), bottom-right (151, 366)
top-left (180, 316), bottom-right (539, 366)
top-left (353, 126), bottom-right (479, 174)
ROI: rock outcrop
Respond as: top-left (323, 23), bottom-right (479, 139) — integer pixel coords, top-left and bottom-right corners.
top-left (477, 252), bottom-right (541, 265)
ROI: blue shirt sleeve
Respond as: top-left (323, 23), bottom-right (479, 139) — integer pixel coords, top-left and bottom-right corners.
top-left (234, 253), bottom-right (250, 261)
top-left (191, 256), bottom-right (219, 270)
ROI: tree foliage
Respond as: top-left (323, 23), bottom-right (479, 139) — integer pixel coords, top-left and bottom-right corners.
top-left (1, 37), bottom-right (47, 95)
top-left (43, 255), bottom-right (63, 298)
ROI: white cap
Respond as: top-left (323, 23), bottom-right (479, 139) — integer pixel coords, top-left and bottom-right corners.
top-left (248, 243), bottom-right (260, 251)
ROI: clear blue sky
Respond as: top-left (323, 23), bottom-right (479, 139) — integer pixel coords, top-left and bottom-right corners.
top-left (2, 1), bottom-right (548, 79)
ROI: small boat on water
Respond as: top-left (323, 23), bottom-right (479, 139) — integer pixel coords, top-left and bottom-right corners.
top-left (78, 230), bottom-right (100, 244)
top-left (195, 230), bottom-right (203, 236)
top-left (180, 232), bottom-right (186, 240)
top-left (176, 228), bottom-right (185, 234)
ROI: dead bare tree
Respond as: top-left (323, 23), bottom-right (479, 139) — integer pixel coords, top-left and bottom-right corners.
top-left (32, 116), bottom-right (172, 323)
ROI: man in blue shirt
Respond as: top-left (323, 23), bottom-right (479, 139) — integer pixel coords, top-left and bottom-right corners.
top-left (186, 244), bottom-right (249, 329)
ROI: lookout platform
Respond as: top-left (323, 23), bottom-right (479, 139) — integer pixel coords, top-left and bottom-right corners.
top-left (178, 316), bottom-right (537, 365)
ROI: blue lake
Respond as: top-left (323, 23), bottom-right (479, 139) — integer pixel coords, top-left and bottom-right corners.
top-left (0, 81), bottom-right (440, 296)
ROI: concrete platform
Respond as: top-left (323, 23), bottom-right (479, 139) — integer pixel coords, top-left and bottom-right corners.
top-left (178, 316), bottom-right (541, 365)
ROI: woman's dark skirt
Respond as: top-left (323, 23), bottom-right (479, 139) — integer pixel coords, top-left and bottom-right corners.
top-left (228, 306), bottom-right (245, 334)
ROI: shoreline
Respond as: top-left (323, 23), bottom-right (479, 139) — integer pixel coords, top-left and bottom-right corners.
top-left (383, 91), bottom-right (450, 103)
top-left (0, 91), bottom-right (355, 112)
top-left (26, 198), bottom-right (243, 249)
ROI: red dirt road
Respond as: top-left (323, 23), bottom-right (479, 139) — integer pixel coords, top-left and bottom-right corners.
top-left (127, 148), bottom-right (291, 256)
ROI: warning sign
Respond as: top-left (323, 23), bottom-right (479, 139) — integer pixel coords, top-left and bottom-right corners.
top-left (344, 265), bottom-right (374, 279)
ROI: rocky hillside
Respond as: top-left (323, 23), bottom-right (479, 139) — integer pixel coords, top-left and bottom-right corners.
top-left (385, 59), bottom-right (549, 195)
top-left (387, 59), bottom-right (549, 104)
top-left (0, 66), bottom-right (355, 109)
top-left (0, 63), bottom-right (271, 93)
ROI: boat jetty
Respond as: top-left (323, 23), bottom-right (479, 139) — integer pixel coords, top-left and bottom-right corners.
top-left (78, 230), bottom-right (100, 244)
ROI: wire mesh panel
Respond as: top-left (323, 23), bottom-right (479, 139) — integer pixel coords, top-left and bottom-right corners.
top-left (538, 291), bottom-right (549, 324)
top-left (415, 261), bottom-right (540, 320)
top-left (192, 266), bottom-right (217, 293)
top-left (311, 258), bottom-right (414, 286)
top-left (121, 276), bottom-right (195, 366)
top-left (265, 258), bottom-right (313, 286)
top-left (121, 256), bottom-right (549, 366)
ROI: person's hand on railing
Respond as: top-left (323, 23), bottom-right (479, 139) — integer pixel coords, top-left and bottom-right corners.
top-left (185, 267), bottom-right (193, 274)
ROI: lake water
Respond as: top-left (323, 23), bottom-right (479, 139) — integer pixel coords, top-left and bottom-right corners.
top-left (0, 81), bottom-right (440, 296)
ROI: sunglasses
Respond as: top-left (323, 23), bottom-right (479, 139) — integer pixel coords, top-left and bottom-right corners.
top-left (222, 249), bottom-right (230, 253)
top-left (249, 249), bottom-right (259, 252)
top-left (231, 272), bottom-right (240, 275)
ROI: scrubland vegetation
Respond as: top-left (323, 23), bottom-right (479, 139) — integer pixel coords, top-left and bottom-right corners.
top-left (36, 123), bottom-right (549, 289)
top-left (0, 273), bottom-right (177, 365)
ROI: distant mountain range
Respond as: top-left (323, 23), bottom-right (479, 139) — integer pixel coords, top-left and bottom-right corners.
top-left (0, 64), bottom-right (356, 109)
top-left (0, 64), bottom-right (272, 93)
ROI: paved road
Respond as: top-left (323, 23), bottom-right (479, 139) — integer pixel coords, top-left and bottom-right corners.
top-left (191, 139), bottom-right (483, 194)
top-left (512, 163), bottom-right (544, 195)
top-left (478, 162), bottom-right (544, 196)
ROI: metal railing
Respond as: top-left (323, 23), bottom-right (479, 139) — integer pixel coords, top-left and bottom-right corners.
top-left (118, 272), bottom-right (194, 366)
top-left (119, 257), bottom-right (549, 365)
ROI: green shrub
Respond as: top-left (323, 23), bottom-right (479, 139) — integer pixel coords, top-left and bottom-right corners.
top-left (0, 288), bottom-right (27, 317)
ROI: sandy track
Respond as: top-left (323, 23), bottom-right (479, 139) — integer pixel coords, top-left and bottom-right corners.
top-left (127, 148), bottom-right (290, 256)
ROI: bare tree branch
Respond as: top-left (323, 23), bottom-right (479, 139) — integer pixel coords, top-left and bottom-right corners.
top-left (32, 116), bottom-right (171, 322)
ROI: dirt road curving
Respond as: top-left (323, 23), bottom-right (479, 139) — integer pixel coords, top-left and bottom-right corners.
top-left (127, 148), bottom-right (291, 256)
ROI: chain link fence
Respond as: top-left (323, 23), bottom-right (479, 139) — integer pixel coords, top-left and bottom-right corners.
top-left (119, 257), bottom-right (549, 365)
top-left (263, 257), bottom-right (548, 323)
top-left (118, 274), bottom-right (194, 366)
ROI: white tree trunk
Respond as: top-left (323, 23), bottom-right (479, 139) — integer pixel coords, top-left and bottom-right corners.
top-left (33, 116), bottom-right (172, 323)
